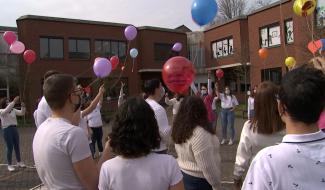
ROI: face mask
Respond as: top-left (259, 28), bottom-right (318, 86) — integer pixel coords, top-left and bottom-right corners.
top-left (225, 90), bottom-right (230, 95)
top-left (247, 91), bottom-right (251, 96)
top-left (160, 87), bottom-right (165, 99)
top-left (201, 90), bottom-right (207, 95)
top-left (253, 90), bottom-right (257, 94)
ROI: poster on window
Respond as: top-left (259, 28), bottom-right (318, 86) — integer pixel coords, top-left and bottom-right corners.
top-left (212, 42), bottom-right (217, 58)
top-left (217, 41), bottom-right (223, 57)
top-left (285, 20), bottom-right (294, 43)
top-left (269, 26), bottom-right (280, 46)
top-left (317, 0), bottom-right (325, 27)
top-left (260, 28), bottom-right (268, 47)
top-left (229, 39), bottom-right (234, 54)
top-left (223, 39), bottom-right (228, 56)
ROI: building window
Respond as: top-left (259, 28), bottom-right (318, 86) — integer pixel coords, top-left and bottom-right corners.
top-left (68, 39), bottom-right (90, 59)
top-left (211, 37), bottom-right (234, 59)
top-left (260, 23), bottom-right (281, 48)
top-left (40, 37), bottom-right (64, 59)
top-left (95, 40), bottom-right (126, 58)
top-left (261, 67), bottom-right (282, 85)
top-left (317, 1), bottom-right (325, 27)
top-left (285, 19), bottom-right (294, 44)
top-left (154, 43), bottom-right (174, 62)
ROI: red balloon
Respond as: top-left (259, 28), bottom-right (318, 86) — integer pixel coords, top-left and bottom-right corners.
top-left (215, 69), bottom-right (224, 80)
top-left (162, 56), bottom-right (195, 94)
top-left (258, 48), bottom-right (268, 59)
top-left (23, 50), bottom-right (36, 64)
top-left (308, 40), bottom-right (322, 54)
top-left (110, 56), bottom-right (119, 70)
top-left (3, 31), bottom-right (17, 45)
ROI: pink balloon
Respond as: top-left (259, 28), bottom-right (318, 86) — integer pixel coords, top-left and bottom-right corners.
top-left (124, 25), bottom-right (137, 41)
top-left (10, 41), bottom-right (25, 54)
top-left (3, 31), bottom-right (17, 45)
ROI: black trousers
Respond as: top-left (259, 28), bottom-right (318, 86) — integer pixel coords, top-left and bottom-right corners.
top-left (90, 127), bottom-right (103, 155)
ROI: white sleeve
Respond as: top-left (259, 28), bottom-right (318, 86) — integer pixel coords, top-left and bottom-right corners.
top-left (65, 128), bottom-right (92, 163)
top-left (232, 95), bottom-right (239, 106)
top-left (33, 110), bottom-right (38, 127)
top-left (36, 110), bottom-right (49, 127)
top-left (212, 97), bottom-right (217, 111)
top-left (0, 102), bottom-right (15, 116)
top-left (155, 107), bottom-right (171, 144)
top-left (168, 157), bottom-right (183, 186)
top-left (14, 107), bottom-right (25, 116)
top-left (165, 97), bottom-right (173, 106)
top-left (242, 155), bottom-right (271, 190)
top-left (247, 98), bottom-right (251, 118)
top-left (98, 163), bottom-right (110, 190)
top-left (233, 122), bottom-right (253, 179)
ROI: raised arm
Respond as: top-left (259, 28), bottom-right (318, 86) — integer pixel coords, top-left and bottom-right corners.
top-left (81, 85), bottom-right (105, 117)
top-left (0, 96), bottom-right (19, 116)
top-left (118, 82), bottom-right (125, 107)
top-left (15, 102), bottom-right (26, 116)
top-left (207, 71), bottom-right (212, 95)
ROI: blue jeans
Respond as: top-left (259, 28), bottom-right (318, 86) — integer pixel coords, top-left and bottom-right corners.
top-left (221, 108), bottom-right (235, 140)
top-left (3, 125), bottom-right (21, 165)
top-left (182, 171), bottom-right (212, 190)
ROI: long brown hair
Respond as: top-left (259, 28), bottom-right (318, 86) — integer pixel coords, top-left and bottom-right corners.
top-left (251, 81), bottom-right (284, 134)
top-left (172, 96), bottom-right (215, 144)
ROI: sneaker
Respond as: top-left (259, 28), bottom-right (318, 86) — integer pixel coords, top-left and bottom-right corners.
top-left (17, 162), bottom-right (26, 168)
top-left (220, 139), bottom-right (226, 145)
top-left (8, 165), bottom-right (15, 172)
top-left (228, 139), bottom-right (234, 145)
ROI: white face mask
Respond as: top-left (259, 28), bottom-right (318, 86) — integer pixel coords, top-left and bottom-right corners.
top-left (201, 90), bottom-right (207, 95)
top-left (225, 89), bottom-right (230, 95)
top-left (160, 87), bottom-right (165, 99)
top-left (247, 91), bottom-right (251, 96)
top-left (253, 90), bottom-right (257, 94)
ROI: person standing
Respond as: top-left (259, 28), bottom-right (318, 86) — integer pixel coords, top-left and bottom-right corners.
top-left (86, 91), bottom-right (104, 158)
top-left (200, 72), bottom-right (215, 129)
top-left (165, 93), bottom-right (184, 121)
top-left (144, 79), bottom-right (171, 154)
top-left (172, 96), bottom-right (221, 190)
top-left (247, 90), bottom-right (254, 120)
top-left (0, 96), bottom-right (26, 172)
top-left (215, 85), bottom-right (239, 145)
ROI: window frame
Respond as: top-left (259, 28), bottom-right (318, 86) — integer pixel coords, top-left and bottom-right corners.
top-left (211, 36), bottom-right (234, 59)
top-left (259, 22), bottom-right (281, 48)
top-left (153, 43), bottom-right (174, 62)
top-left (68, 38), bottom-right (91, 60)
top-left (284, 19), bottom-right (294, 44)
top-left (39, 37), bottom-right (64, 60)
top-left (94, 39), bottom-right (127, 59)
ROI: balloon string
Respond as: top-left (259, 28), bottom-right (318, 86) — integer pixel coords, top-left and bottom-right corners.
top-left (22, 64), bottom-right (31, 102)
top-left (131, 58), bottom-right (135, 72)
top-left (86, 78), bottom-right (101, 88)
top-left (279, 0), bottom-right (289, 57)
top-left (75, 66), bottom-right (93, 78)
top-left (305, 15), bottom-right (317, 58)
top-left (109, 41), bottom-right (130, 91)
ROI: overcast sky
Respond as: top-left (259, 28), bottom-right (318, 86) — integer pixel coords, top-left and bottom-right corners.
top-left (0, 0), bottom-right (275, 31)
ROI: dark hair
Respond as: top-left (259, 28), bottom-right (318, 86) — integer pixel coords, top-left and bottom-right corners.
top-left (143, 79), bottom-right (161, 96)
top-left (109, 97), bottom-right (161, 158)
top-left (43, 74), bottom-right (76, 110)
top-left (44, 70), bottom-right (60, 80)
top-left (0, 98), bottom-right (7, 109)
top-left (279, 65), bottom-right (325, 124)
top-left (251, 82), bottom-right (284, 134)
top-left (172, 96), bottom-right (215, 144)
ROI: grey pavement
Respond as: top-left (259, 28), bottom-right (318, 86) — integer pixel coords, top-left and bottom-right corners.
top-left (0, 109), bottom-right (246, 190)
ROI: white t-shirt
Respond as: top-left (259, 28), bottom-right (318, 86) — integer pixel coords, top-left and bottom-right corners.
top-left (234, 121), bottom-right (285, 179)
top-left (99, 153), bottom-right (183, 190)
top-left (243, 131), bottom-right (325, 190)
top-left (247, 97), bottom-right (254, 116)
top-left (33, 117), bottom-right (91, 190)
top-left (218, 93), bottom-right (239, 109)
top-left (86, 104), bottom-right (103, 128)
top-left (79, 111), bottom-right (91, 143)
top-left (0, 102), bottom-right (25, 128)
top-left (146, 99), bottom-right (171, 151)
top-left (34, 96), bottom-right (52, 127)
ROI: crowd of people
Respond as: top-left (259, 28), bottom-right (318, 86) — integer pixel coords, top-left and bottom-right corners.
top-left (0, 56), bottom-right (324, 190)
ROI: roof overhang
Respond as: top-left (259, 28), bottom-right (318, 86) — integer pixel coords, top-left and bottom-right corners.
top-left (206, 62), bottom-right (250, 70)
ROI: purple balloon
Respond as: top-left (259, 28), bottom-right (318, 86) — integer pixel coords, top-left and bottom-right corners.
top-left (124, 25), bottom-right (137, 41)
top-left (93, 58), bottom-right (112, 78)
top-left (172, 42), bottom-right (182, 52)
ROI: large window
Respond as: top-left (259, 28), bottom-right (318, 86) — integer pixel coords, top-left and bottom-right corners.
top-left (260, 24), bottom-right (281, 48)
top-left (261, 67), bottom-right (282, 85)
top-left (211, 37), bottom-right (234, 59)
top-left (69, 39), bottom-right (90, 59)
top-left (154, 43), bottom-right (173, 62)
top-left (40, 37), bottom-right (64, 59)
top-left (95, 40), bottom-right (126, 58)
top-left (317, 1), bottom-right (325, 27)
top-left (285, 19), bottom-right (294, 44)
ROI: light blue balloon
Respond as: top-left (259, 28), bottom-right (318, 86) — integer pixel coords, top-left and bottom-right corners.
top-left (130, 48), bottom-right (138, 58)
top-left (191, 0), bottom-right (218, 26)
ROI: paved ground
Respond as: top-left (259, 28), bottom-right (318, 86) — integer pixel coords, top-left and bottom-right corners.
top-left (0, 109), bottom-right (246, 190)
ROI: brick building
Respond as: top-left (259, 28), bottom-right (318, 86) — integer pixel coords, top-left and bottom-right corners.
top-left (15, 15), bottom-right (187, 112)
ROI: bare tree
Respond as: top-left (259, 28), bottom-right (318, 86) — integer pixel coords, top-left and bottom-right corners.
top-left (218, 0), bottom-right (247, 21)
